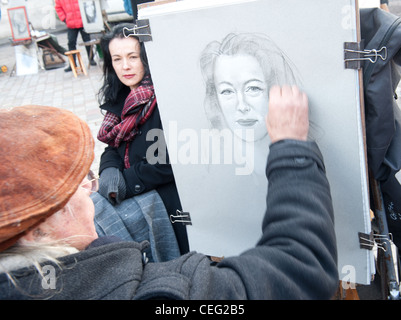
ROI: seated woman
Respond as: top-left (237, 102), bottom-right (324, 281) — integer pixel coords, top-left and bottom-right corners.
top-left (95, 23), bottom-right (189, 257)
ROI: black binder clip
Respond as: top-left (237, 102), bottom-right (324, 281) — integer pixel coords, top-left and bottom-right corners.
top-left (344, 41), bottom-right (387, 69)
top-left (123, 19), bottom-right (152, 42)
top-left (170, 210), bottom-right (192, 225)
top-left (358, 231), bottom-right (375, 250)
top-left (358, 231), bottom-right (390, 251)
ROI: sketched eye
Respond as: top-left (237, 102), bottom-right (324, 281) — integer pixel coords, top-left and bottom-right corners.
top-left (220, 88), bottom-right (235, 95)
top-left (245, 86), bottom-right (263, 95)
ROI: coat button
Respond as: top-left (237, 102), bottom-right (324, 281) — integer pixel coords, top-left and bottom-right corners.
top-left (134, 185), bottom-right (142, 192)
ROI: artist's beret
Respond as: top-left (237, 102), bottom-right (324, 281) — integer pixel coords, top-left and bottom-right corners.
top-left (0, 106), bottom-right (94, 252)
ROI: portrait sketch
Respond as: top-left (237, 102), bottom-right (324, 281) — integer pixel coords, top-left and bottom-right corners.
top-left (79, 0), bottom-right (104, 33)
top-left (200, 32), bottom-right (303, 176)
top-left (141, 0), bottom-right (372, 284)
top-left (201, 33), bottom-right (299, 136)
top-left (7, 6), bottom-right (31, 42)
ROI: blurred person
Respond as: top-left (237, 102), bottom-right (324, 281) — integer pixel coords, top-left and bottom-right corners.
top-left (95, 23), bottom-right (189, 256)
top-left (55, 0), bottom-right (96, 72)
top-left (123, 0), bottom-right (133, 16)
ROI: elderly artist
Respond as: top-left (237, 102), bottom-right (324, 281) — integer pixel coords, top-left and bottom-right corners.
top-left (0, 85), bottom-right (338, 299)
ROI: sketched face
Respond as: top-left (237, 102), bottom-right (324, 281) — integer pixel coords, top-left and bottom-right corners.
top-left (214, 54), bottom-right (268, 142)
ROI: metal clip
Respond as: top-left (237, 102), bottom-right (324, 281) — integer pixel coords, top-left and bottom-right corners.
top-left (123, 19), bottom-right (152, 42)
top-left (170, 210), bottom-right (192, 225)
top-left (359, 232), bottom-right (395, 252)
top-left (373, 233), bottom-right (395, 252)
top-left (344, 42), bottom-right (387, 69)
top-left (345, 47), bottom-right (387, 63)
top-left (359, 231), bottom-right (375, 250)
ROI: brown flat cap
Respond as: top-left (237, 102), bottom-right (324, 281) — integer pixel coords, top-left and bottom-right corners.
top-left (0, 106), bottom-right (94, 252)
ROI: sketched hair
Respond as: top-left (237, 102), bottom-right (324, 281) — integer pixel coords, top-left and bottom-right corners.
top-left (200, 33), bottom-right (300, 129)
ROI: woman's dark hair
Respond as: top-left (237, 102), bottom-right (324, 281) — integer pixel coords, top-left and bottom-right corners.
top-left (97, 23), bottom-right (151, 105)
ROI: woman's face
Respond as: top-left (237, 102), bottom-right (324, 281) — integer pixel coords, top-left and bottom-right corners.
top-left (109, 37), bottom-right (145, 90)
top-left (214, 54), bottom-right (269, 142)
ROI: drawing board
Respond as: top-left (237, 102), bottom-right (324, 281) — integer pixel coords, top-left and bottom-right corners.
top-left (140, 0), bottom-right (373, 284)
top-left (7, 6), bottom-right (31, 41)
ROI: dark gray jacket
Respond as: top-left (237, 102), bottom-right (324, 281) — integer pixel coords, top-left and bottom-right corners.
top-left (0, 140), bottom-right (338, 300)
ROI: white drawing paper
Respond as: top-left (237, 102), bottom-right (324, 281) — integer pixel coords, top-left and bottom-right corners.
top-left (141, 0), bottom-right (372, 284)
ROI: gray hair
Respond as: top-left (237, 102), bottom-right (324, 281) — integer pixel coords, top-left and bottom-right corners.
top-left (0, 205), bottom-right (80, 296)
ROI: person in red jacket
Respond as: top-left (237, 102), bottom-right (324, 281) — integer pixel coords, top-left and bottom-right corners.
top-left (55, 0), bottom-right (96, 72)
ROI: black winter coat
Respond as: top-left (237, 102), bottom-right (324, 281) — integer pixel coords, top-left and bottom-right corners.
top-left (99, 93), bottom-right (189, 254)
top-left (360, 8), bottom-right (401, 249)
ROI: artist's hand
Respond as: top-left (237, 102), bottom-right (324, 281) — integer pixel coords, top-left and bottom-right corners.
top-left (266, 85), bottom-right (309, 143)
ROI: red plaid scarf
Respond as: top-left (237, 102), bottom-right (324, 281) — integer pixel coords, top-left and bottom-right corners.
top-left (98, 77), bottom-right (157, 168)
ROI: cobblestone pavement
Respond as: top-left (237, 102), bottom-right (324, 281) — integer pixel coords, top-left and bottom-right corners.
top-left (0, 31), bottom-right (106, 173)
